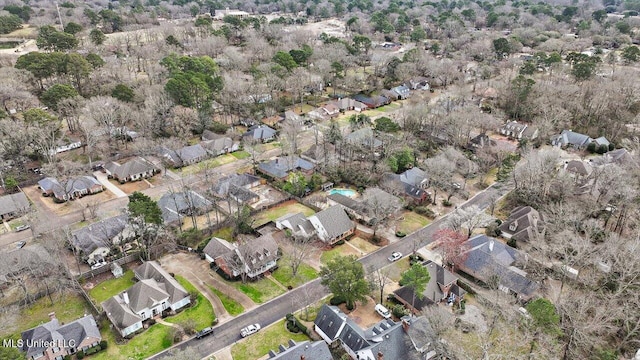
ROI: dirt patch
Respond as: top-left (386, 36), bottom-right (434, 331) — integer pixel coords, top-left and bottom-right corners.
top-left (111, 179), bottom-right (149, 194)
top-left (340, 297), bottom-right (383, 329)
top-left (458, 304), bottom-right (488, 333)
top-left (250, 185), bottom-right (290, 210)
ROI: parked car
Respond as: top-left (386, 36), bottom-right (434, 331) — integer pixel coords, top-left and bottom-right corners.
top-left (16, 241), bottom-right (26, 249)
top-left (388, 252), bottom-right (402, 262)
top-left (15, 225), bottom-right (30, 232)
top-left (375, 304), bottom-right (391, 319)
top-left (240, 323), bottom-right (261, 338)
top-left (90, 261), bottom-right (107, 270)
top-left (195, 327), bottom-right (214, 339)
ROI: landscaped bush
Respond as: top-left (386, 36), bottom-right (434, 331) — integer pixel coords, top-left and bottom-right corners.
top-left (330, 295), bottom-right (346, 305)
top-left (392, 304), bottom-right (409, 318)
top-left (77, 352), bottom-right (85, 360)
top-left (395, 231), bottom-right (406, 237)
top-left (409, 254), bottom-right (424, 265)
top-left (414, 206), bottom-right (435, 218)
top-left (285, 313), bottom-right (309, 335)
top-left (457, 280), bottom-right (476, 295)
top-left (441, 199), bottom-right (453, 207)
top-left (335, 239), bottom-right (345, 245)
top-left (99, 340), bottom-right (107, 349)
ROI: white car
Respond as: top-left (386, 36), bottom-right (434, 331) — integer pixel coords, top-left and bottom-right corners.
top-left (375, 304), bottom-right (391, 319)
top-left (388, 252), bottom-right (402, 262)
top-left (240, 323), bottom-right (261, 338)
top-left (90, 261), bottom-right (107, 270)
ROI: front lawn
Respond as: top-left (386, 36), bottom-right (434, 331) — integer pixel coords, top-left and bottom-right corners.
top-left (348, 237), bottom-right (380, 253)
top-left (396, 211), bottom-right (431, 234)
top-left (387, 257), bottom-right (411, 282)
top-left (92, 322), bottom-right (173, 360)
top-left (271, 260), bottom-right (318, 288)
top-left (165, 276), bottom-right (215, 330)
top-left (89, 270), bottom-right (135, 305)
top-left (180, 154), bottom-right (237, 175)
top-left (319, 244), bottom-right (361, 265)
top-left (230, 277), bottom-right (285, 304)
top-left (231, 150), bottom-right (250, 159)
top-left (209, 286), bottom-right (244, 316)
top-left (252, 201), bottom-right (315, 227)
top-left (230, 319), bottom-right (309, 360)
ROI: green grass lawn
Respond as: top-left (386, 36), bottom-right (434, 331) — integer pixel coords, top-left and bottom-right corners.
top-left (387, 258), bottom-right (411, 282)
top-left (271, 260), bottom-right (318, 288)
top-left (0, 292), bottom-right (91, 338)
top-left (212, 226), bottom-right (234, 241)
top-left (348, 237), bottom-right (380, 253)
top-left (319, 244), bottom-right (361, 265)
top-left (257, 142), bottom-right (280, 152)
top-left (180, 154), bottom-right (237, 175)
top-left (231, 150), bottom-right (250, 159)
top-left (397, 211), bottom-right (432, 234)
top-left (231, 319), bottom-right (309, 360)
top-left (92, 322), bottom-right (173, 360)
top-left (209, 286), bottom-right (244, 316)
top-left (377, 102), bottom-right (401, 112)
top-left (252, 201), bottom-right (315, 227)
top-left (165, 276), bottom-right (215, 330)
top-left (89, 270), bottom-right (135, 305)
top-left (231, 277), bottom-right (285, 304)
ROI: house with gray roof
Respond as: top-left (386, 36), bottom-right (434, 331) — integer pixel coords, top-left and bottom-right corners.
top-left (268, 340), bottom-right (332, 360)
top-left (498, 206), bottom-right (545, 242)
top-left (308, 205), bottom-right (355, 245)
top-left (243, 125), bottom-right (277, 143)
top-left (327, 188), bottom-right (402, 225)
top-left (458, 235), bottom-right (539, 300)
top-left (105, 157), bottom-right (157, 183)
top-left (202, 136), bottom-right (239, 156)
top-left (394, 260), bottom-right (466, 313)
top-left (38, 176), bottom-right (104, 202)
top-left (345, 128), bottom-right (383, 149)
top-left (102, 261), bottom-right (190, 337)
top-left (314, 305), bottom-right (440, 360)
top-left (391, 85), bottom-right (411, 99)
top-left (203, 233), bottom-right (280, 280)
top-left (71, 215), bottom-right (132, 265)
top-left (0, 191), bottom-right (30, 220)
top-left (563, 160), bottom-right (594, 194)
top-left (275, 212), bottom-right (316, 236)
top-left (404, 77), bottom-right (430, 91)
top-left (383, 167), bottom-right (430, 203)
top-left (301, 143), bottom-right (336, 165)
top-left (498, 121), bottom-right (538, 141)
top-left (158, 190), bottom-right (212, 225)
top-left (551, 130), bottom-right (603, 150)
top-left (257, 156), bottom-right (315, 180)
top-left (590, 148), bottom-right (634, 166)
top-left (211, 173), bottom-right (262, 205)
top-left (160, 144), bottom-right (209, 168)
top-left (21, 314), bottom-right (101, 360)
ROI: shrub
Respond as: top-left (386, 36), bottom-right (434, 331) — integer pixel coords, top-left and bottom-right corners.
top-left (395, 231), bottom-right (406, 237)
top-left (441, 200), bottom-right (453, 207)
top-left (100, 340), bottom-right (108, 349)
top-left (457, 280), bottom-right (476, 295)
top-left (77, 352), bottom-right (85, 360)
top-left (330, 295), bottom-right (346, 305)
top-left (335, 239), bottom-right (345, 245)
top-left (414, 206), bottom-right (435, 218)
top-left (392, 304), bottom-right (409, 318)
top-left (507, 237), bottom-right (517, 248)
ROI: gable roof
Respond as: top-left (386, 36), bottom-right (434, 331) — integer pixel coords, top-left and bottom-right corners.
top-left (498, 206), bottom-right (544, 242)
top-left (202, 137), bottom-right (234, 154)
top-left (158, 190), bottom-right (212, 224)
top-left (203, 234), bottom-right (279, 277)
top-left (276, 212), bottom-right (315, 234)
top-left (268, 340), bottom-right (332, 360)
top-left (39, 176), bottom-right (102, 199)
top-left (383, 173), bottom-right (427, 200)
top-left (21, 315), bottom-right (101, 358)
top-left (399, 167), bottom-right (428, 187)
top-left (345, 128), bottom-right (383, 148)
top-left (125, 278), bottom-right (170, 313)
top-left (133, 261), bottom-right (189, 305)
top-left (554, 130), bottom-right (592, 147)
top-left (394, 260), bottom-right (463, 311)
top-left (564, 160), bottom-right (592, 176)
top-left (105, 157), bottom-right (156, 179)
top-left (315, 305), bottom-right (348, 341)
top-left (244, 125), bottom-right (276, 141)
top-left (72, 215), bottom-right (129, 255)
top-left (0, 192), bottom-right (30, 217)
top-left (101, 295), bottom-right (143, 329)
top-left (309, 206), bottom-right (353, 241)
top-left (258, 156), bottom-right (314, 179)
top-left (590, 148), bottom-right (634, 166)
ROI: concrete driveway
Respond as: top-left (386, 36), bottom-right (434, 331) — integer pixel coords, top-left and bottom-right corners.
top-left (93, 171), bottom-right (127, 198)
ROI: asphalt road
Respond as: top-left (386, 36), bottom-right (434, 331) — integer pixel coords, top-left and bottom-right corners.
top-left (150, 181), bottom-right (511, 359)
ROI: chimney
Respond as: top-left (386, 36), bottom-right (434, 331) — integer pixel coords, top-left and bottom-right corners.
top-left (48, 312), bottom-right (56, 321)
top-left (402, 318), bottom-right (410, 333)
top-left (300, 356), bottom-right (305, 360)
top-left (489, 239), bottom-right (494, 252)
top-left (377, 351), bottom-right (384, 360)
top-left (122, 292), bottom-right (129, 305)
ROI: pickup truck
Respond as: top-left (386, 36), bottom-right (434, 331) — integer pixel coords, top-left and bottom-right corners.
top-left (240, 323), bottom-right (260, 338)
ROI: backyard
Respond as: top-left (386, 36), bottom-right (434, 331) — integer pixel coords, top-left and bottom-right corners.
top-left (230, 319), bottom-right (309, 360)
top-left (271, 259), bottom-right (318, 288)
top-left (209, 286), bottom-right (244, 316)
top-left (252, 201), bottom-right (316, 227)
top-left (88, 270), bottom-right (135, 305)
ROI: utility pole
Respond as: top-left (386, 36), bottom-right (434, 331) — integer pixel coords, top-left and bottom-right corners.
top-left (55, 2), bottom-right (64, 30)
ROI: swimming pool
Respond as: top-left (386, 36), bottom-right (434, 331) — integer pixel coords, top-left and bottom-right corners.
top-left (328, 188), bottom-right (357, 198)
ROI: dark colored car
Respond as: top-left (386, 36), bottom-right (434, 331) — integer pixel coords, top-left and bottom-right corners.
top-left (196, 327), bottom-right (214, 339)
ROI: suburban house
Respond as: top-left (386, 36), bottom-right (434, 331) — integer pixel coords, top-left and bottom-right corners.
top-left (71, 214), bottom-right (132, 265)
top-left (498, 206), bottom-right (545, 242)
top-left (203, 233), bottom-right (280, 280)
top-left (391, 85), bottom-right (411, 99)
top-left (352, 94), bottom-right (391, 109)
top-left (458, 235), bottom-right (539, 300)
top-left (20, 314), bottom-right (101, 360)
top-left (257, 156), bottom-right (315, 180)
top-left (276, 205), bottom-right (354, 245)
top-left (104, 157), bottom-right (157, 183)
top-left (243, 124), bottom-right (277, 143)
top-left (404, 77), bottom-right (430, 91)
top-left (308, 205), bottom-right (355, 244)
top-left (382, 167), bottom-right (430, 203)
top-left (551, 130), bottom-right (610, 150)
top-left (160, 144), bottom-right (209, 168)
top-left (211, 173), bottom-right (262, 205)
top-left (1, 245), bottom-right (54, 295)
top-left (467, 133), bottom-right (494, 152)
top-left (101, 261), bottom-right (191, 337)
top-left (306, 108), bottom-right (330, 122)
top-left (321, 103), bottom-right (340, 117)
top-left (202, 135), bottom-right (239, 156)
top-left (563, 160), bottom-right (594, 194)
top-left (314, 305), bottom-right (440, 360)
top-left (328, 188), bottom-right (402, 224)
top-left (158, 190), bottom-right (212, 225)
top-left (213, 8), bottom-right (249, 19)
top-left (498, 121), bottom-right (539, 141)
top-left (0, 191), bottom-right (30, 220)
top-left (301, 143), bottom-right (336, 165)
top-left (393, 260), bottom-right (466, 313)
top-left (38, 176), bottom-right (104, 202)
top-left (344, 128), bottom-right (384, 150)
top-left (590, 148), bottom-right (634, 166)
top-left (268, 340), bottom-right (332, 360)
top-left (333, 98), bottom-right (367, 112)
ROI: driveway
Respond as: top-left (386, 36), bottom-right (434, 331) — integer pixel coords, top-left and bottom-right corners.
top-left (150, 181), bottom-right (513, 360)
top-left (93, 171), bottom-right (127, 198)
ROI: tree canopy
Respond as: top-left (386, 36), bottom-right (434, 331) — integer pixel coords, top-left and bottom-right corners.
top-left (400, 263), bottom-right (431, 310)
top-left (128, 191), bottom-right (163, 225)
top-left (320, 255), bottom-right (369, 308)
